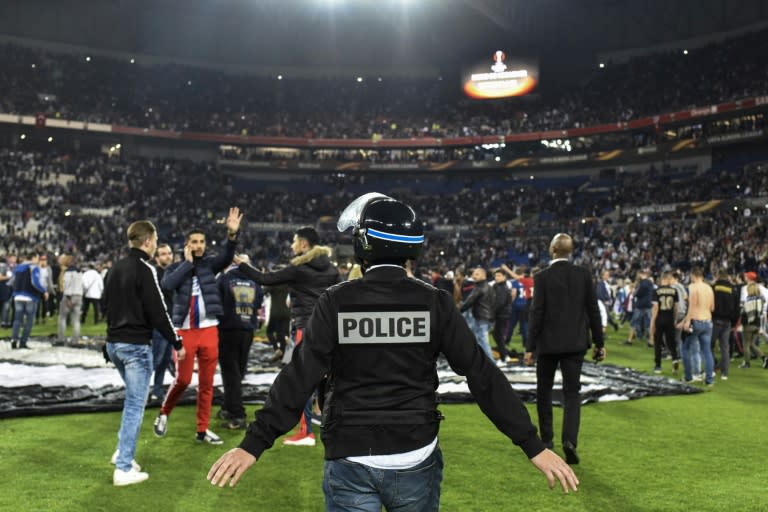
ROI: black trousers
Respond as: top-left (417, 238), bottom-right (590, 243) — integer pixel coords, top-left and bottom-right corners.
top-left (536, 351), bottom-right (584, 447)
top-left (492, 317), bottom-right (511, 359)
top-left (218, 328), bottom-right (254, 419)
top-left (654, 321), bottom-right (678, 366)
top-left (81, 297), bottom-right (101, 323)
top-left (266, 317), bottom-right (290, 352)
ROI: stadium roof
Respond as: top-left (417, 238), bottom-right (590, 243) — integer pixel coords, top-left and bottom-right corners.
top-left (1, 0), bottom-right (767, 76)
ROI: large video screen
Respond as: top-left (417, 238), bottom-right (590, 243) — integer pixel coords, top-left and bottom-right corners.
top-left (463, 51), bottom-right (538, 99)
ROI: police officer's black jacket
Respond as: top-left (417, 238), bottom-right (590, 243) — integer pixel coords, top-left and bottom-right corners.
top-left (239, 265), bottom-right (545, 461)
top-left (104, 248), bottom-right (181, 349)
top-left (237, 245), bottom-right (340, 329)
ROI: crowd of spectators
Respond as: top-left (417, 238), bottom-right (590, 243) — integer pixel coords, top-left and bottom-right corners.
top-left (2, 147), bottom-right (768, 282)
top-left (1, 28), bottom-right (766, 141)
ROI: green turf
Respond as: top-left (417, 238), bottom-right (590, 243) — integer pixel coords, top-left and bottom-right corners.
top-left (1, 323), bottom-right (767, 511)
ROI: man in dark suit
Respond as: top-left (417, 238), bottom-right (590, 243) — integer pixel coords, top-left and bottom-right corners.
top-left (525, 233), bottom-right (605, 465)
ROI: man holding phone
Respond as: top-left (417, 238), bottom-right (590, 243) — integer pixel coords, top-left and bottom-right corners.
top-left (154, 207), bottom-right (243, 445)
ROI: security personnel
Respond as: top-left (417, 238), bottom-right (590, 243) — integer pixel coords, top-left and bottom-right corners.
top-left (208, 193), bottom-right (578, 509)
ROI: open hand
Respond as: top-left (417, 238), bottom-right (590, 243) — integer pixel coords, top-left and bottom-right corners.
top-left (207, 448), bottom-right (257, 488)
top-left (530, 449), bottom-right (579, 494)
top-left (226, 207), bottom-right (243, 235)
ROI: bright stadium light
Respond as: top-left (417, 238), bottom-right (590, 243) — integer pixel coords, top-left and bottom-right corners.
top-left (47, 136), bottom-right (53, 142)
top-left (277, 75), bottom-right (283, 80)
top-left (20, 134), bottom-right (26, 140)
top-left (85, 56), bottom-right (91, 62)
top-left (356, 77), bottom-right (363, 82)
top-left (130, 58), bottom-right (135, 64)
top-left (599, 62), bottom-right (605, 69)
top-left (683, 49), bottom-right (688, 55)
top-left (31, 63), bottom-right (36, 69)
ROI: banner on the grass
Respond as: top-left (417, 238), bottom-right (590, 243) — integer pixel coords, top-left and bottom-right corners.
top-left (0, 340), bottom-right (701, 418)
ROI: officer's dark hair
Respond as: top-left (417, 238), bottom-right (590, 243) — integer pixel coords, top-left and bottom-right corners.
top-left (295, 226), bottom-right (320, 247)
top-left (185, 228), bottom-right (206, 242)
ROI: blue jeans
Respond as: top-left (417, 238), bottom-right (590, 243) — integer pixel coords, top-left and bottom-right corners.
top-left (106, 342), bottom-right (153, 472)
top-left (12, 300), bottom-right (38, 346)
top-left (631, 308), bottom-right (652, 340)
top-left (471, 319), bottom-right (494, 361)
top-left (323, 446), bottom-right (443, 512)
top-left (151, 329), bottom-right (173, 398)
top-left (682, 320), bottom-right (714, 384)
top-left (1, 298), bottom-right (12, 325)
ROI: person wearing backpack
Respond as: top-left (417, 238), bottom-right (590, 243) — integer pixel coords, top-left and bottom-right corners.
top-left (739, 276), bottom-right (768, 369)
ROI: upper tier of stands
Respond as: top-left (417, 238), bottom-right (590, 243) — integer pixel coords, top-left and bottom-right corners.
top-left (1, 28), bottom-right (766, 141)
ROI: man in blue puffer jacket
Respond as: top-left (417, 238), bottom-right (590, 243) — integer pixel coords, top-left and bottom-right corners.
top-left (154, 207), bottom-right (242, 445)
top-left (11, 251), bottom-right (48, 349)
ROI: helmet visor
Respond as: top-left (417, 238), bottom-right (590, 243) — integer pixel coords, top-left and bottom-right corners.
top-left (337, 192), bottom-right (391, 233)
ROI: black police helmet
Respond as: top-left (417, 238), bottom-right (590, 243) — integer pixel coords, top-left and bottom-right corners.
top-left (337, 193), bottom-right (424, 264)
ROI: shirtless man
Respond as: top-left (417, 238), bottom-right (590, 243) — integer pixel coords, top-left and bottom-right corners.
top-left (677, 267), bottom-right (715, 386)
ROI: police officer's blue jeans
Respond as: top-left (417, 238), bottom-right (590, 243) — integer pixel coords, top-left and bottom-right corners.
top-left (11, 300), bottom-right (37, 345)
top-left (106, 342), bottom-right (152, 472)
top-left (682, 320), bottom-right (714, 384)
top-left (323, 446), bottom-right (443, 512)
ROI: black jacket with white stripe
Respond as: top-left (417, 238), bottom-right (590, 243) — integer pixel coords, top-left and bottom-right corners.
top-left (104, 248), bottom-right (181, 349)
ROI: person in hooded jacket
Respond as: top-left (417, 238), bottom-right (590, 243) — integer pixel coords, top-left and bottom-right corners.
top-left (235, 226), bottom-right (340, 446)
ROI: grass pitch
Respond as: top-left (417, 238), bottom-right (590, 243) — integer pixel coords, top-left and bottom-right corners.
top-left (1, 321), bottom-right (766, 511)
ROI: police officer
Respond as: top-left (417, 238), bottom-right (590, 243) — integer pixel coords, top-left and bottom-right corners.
top-left (207, 193), bottom-right (578, 509)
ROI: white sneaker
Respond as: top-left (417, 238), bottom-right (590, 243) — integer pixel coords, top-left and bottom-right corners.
top-left (283, 432), bottom-right (316, 446)
top-left (110, 450), bottom-right (141, 471)
top-left (153, 413), bottom-right (168, 437)
top-left (113, 468), bottom-right (149, 486)
top-left (196, 429), bottom-right (223, 445)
